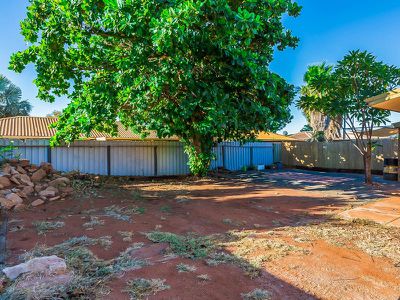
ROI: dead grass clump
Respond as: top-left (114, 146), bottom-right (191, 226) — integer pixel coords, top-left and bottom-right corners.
top-left (104, 205), bottom-right (143, 222)
top-left (83, 216), bottom-right (105, 229)
top-left (4, 239), bottom-right (148, 299)
top-left (176, 263), bottom-right (197, 273)
top-left (113, 243), bottom-right (149, 272)
top-left (124, 278), bottom-right (170, 299)
top-left (197, 274), bottom-right (211, 281)
top-left (119, 231), bottom-right (135, 242)
top-left (284, 220), bottom-right (400, 262)
top-left (32, 221), bottom-right (65, 235)
top-left (145, 231), bottom-right (214, 259)
top-left (241, 288), bottom-right (272, 300)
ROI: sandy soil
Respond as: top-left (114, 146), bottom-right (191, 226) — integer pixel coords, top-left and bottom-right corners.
top-left (3, 170), bottom-right (400, 300)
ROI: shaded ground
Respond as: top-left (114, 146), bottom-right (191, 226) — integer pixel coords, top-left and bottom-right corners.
top-left (2, 169), bottom-right (400, 299)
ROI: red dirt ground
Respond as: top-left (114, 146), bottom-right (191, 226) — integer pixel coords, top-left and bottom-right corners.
top-left (4, 171), bottom-right (400, 300)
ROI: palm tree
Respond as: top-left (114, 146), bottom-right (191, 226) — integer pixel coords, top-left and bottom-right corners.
top-left (0, 75), bottom-right (32, 117)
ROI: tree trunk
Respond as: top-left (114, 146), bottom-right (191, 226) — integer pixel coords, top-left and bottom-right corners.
top-left (184, 134), bottom-right (213, 177)
top-left (363, 147), bottom-right (373, 184)
top-left (325, 116), bottom-right (342, 141)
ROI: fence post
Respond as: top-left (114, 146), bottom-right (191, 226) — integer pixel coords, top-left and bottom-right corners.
top-left (222, 145), bottom-right (226, 169)
top-left (250, 146), bottom-right (254, 166)
top-left (154, 146), bottom-right (158, 176)
top-left (47, 146), bottom-right (52, 164)
top-left (107, 145), bottom-right (111, 176)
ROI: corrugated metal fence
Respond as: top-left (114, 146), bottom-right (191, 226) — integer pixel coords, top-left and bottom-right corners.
top-left (0, 139), bottom-right (281, 176)
top-left (282, 139), bottom-right (398, 171)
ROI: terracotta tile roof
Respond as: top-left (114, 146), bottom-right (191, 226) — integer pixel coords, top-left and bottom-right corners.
top-left (0, 116), bottom-right (290, 142)
top-left (0, 116), bottom-right (178, 140)
top-left (256, 132), bottom-right (296, 141)
top-left (289, 131), bottom-right (313, 141)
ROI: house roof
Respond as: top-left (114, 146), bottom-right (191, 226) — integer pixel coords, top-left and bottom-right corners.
top-left (0, 116), bottom-right (177, 140)
top-left (256, 132), bottom-right (296, 141)
top-left (0, 116), bottom-right (291, 142)
top-left (365, 88), bottom-right (400, 112)
top-left (289, 131), bottom-right (313, 141)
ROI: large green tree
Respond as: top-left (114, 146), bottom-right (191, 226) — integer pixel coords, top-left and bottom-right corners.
top-left (10, 0), bottom-right (300, 176)
top-left (298, 51), bottom-right (400, 184)
top-left (0, 75), bottom-right (32, 117)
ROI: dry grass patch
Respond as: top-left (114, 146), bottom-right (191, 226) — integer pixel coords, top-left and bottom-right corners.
top-left (103, 205), bottom-right (143, 222)
top-left (197, 274), bottom-right (211, 281)
top-left (3, 238), bottom-right (148, 299)
top-left (32, 221), bottom-right (65, 235)
top-left (283, 219), bottom-right (400, 262)
top-left (145, 231), bottom-right (214, 259)
top-left (119, 231), bottom-right (135, 242)
top-left (124, 278), bottom-right (170, 299)
top-left (206, 230), bottom-right (307, 277)
top-left (176, 263), bottom-right (197, 273)
top-left (241, 288), bottom-right (272, 300)
top-left (83, 216), bottom-right (105, 229)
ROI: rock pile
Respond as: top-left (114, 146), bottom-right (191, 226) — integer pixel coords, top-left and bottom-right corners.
top-left (0, 159), bottom-right (73, 210)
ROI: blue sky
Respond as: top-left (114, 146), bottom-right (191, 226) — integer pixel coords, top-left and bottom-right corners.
top-left (1, 0), bottom-right (400, 133)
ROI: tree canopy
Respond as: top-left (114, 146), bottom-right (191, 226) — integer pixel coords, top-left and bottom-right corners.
top-left (298, 63), bottom-right (342, 141)
top-left (297, 50), bottom-right (400, 183)
top-left (0, 74), bottom-right (32, 118)
top-left (10, 0), bottom-right (300, 175)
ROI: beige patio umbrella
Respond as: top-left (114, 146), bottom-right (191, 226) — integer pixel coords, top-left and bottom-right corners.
top-left (366, 89), bottom-right (400, 181)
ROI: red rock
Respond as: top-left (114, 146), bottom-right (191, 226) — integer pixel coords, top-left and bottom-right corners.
top-left (22, 186), bottom-right (34, 196)
top-left (8, 159), bottom-right (18, 166)
top-left (19, 159), bottom-right (30, 167)
top-left (5, 193), bottom-right (23, 205)
top-left (39, 162), bottom-right (53, 174)
top-left (17, 191), bottom-right (27, 198)
top-left (19, 174), bottom-right (33, 186)
top-left (0, 198), bottom-right (14, 210)
top-left (0, 176), bottom-right (12, 188)
top-left (0, 189), bottom-right (11, 196)
top-left (2, 164), bottom-right (12, 175)
top-left (49, 196), bottom-right (61, 202)
top-left (31, 169), bottom-right (47, 182)
top-left (31, 199), bottom-right (45, 207)
top-left (34, 184), bottom-right (45, 193)
top-left (14, 203), bottom-right (26, 211)
top-left (16, 166), bottom-right (27, 174)
top-left (38, 186), bottom-right (58, 198)
top-left (10, 175), bottom-right (21, 185)
top-left (48, 177), bottom-right (70, 188)
top-left (10, 167), bottom-right (19, 176)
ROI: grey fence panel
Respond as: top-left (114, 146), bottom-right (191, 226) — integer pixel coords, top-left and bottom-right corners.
top-left (110, 145), bottom-right (154, 176)
top-left (0, 139), bottom-right (277, 176)
top-left (157, 143), bottom-right (190, 176)
top-left (0, 139), bottom-right (48, 165)
top-left (52, 144), bottom-right (108, 175)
